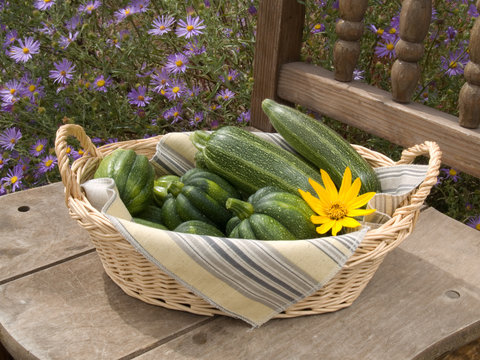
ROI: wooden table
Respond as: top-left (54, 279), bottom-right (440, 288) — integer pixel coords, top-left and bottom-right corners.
top-left (1, 182), bottom-right (479, 360)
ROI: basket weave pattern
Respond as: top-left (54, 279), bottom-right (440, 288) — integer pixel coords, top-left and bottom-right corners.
top-left (55, 124), bottom-right (442, 318)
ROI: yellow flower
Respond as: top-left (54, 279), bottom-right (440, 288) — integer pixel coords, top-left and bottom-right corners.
top-left (298, 167), bottom-right (376, 236)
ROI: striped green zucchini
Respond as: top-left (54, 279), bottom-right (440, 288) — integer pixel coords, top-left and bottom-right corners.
top-left (262, 99), bottom-right (381, 193)
top-left (190, 126), bottom-right (324, 196)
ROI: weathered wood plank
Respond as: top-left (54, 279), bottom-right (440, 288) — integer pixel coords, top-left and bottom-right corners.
top-left (0, 182), bottom-right (92, 284)
top-left (0, 253), bottom-right (210, 360)
top-left (250, 0), bottom-right (305, 132)
top-left (132, 208), bottom-right (480, 360)
top-left (277, 62), bottom-right (480, 178)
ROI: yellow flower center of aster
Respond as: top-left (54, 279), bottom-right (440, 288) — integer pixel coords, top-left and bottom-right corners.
top-left (44, 0), bottom-right (51, 3)
top-left (227, 76), bottom-right (232, 81)
top-left (449, 169), bottom-right (457, 176)
top-left (10, 138), bottom-right (15, 144)
top-left (377, 28), bottom-right (384, 35)
top-left (0, 159), bottom-right (3, 165)
top-left (10, 37), bottom-right (15, 42)
top-left (125, 8), bottom-right (131, 15)
top-left (36, 144), bottom-right (44, 152)
top-left (211, 105), bottom-right (217, 110)
top-left (389, 28), bottom-right (396, 34)
top-left (326, 202), bottom-right (348, 220)
top-left (161, 79), bottom-right (166, 84)
top-left (175, 60), bottom-right (183, 67)
top-left (10, 88), bottom-right (16, 94)
top-left (29, 85), bottom-right (36, 92)
top-left (137, 95), bottom-right (144, 101)
top-left (187, 25), bottom-right (194, 32)
top-left (160, 89), bottom-right (166, 95)
top-left (66, 147), bottom-right (71, 154)
top-left (60, 70), bottom-right (66, 76)
top-left (173, 111), bottom-right (179, 117)
top-left (314, 24), bottom-right (322, 30)
top-left (97, 79), bottom-right (105, 87)
top-left (85, 82), bottom-right (90, 88)
top-left (87, 5), bottom-right (94, 11)
top-left (23, 47), bottom-right (30, 54)
top-left (78, 149), bottom-right (84, 155)
top-left (386, 43), bottom-right (395, 51)
top-left (450, 61), bottom-right (458, 69)
top-left (11, 176), bottom-right (18, 184)
top-left (45, 159), bottom-right (53, 167)
top-left (476, 224), bottom-right (480, 231)
top-left (172, 86), bottom-right (180, 93)
top-left (159, 25), bottom-right (166, 30)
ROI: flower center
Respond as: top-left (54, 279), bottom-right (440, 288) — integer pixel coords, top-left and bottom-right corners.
top-left (386, 43), bottom-right (395, 51)
top-left (45, 159), bottom-right (53, 167)
top-left (29, 85), bottom-right (36, 92)
top-left (0, 159), bottom-right (3, 165)
top-left (66, 147), bottom-right (71, 154)
top-left (450, 61), bottom-right (458, 69)
top-left (161, 79), bottom-right (166, 84)
top-left (85, 82), bottom-right (90, 88)
top-left (10, 138), bottom-right (15, 144)
top-left (389, 28), bottom-right (396, 34)
top-left (87, 5), bottom-right (94, 11)
top-left (44, 0), bottom-right (51, 3)
top-left (159, 25), bottom-right (166, 30)
top-left (137, 95), bottom-right (144, 101)
top-left (186, 25), bottom-right (194, 32)
top-left (314, 24), bottom-right (322, 30)
top-left (172, 86), bottom-right (180, 93)
top-left (60, 70), bottom-right (67, 76)
top-left (449, 169), bottom-right (457, 176)
top-left (97, 79), bottom-right (106, 87)
top-left (10, 88), bottom-right (16, 94)
top-left (175, 60), bottom-right (183, 67)
top-left (227, 75), bottom-right (232, 81)
top-left (476, 224), bottom-right (480, 231)
top-left (326, 202), bottom-right (348, 220)
top-left (125, 9), bottom-right (131, 15)
top-left (36, 144), bottom-right (44, 152)
top-left (173, 111), bottom-right (179, 117)
top-left (23, 47), bottom-right (30, 54)
top-left (10, 37), bottom-right (15, 42)
top-left (377, 28), bottom-right (384, 35)
top-left (78, 149), bottom-right (84, 155)
top-left (11, 176), bottom-right (18, 184)
top-left (160, 89), bottom-right (166, 95)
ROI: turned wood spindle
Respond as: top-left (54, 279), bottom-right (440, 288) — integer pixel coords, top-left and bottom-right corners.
top-left (391, 0), bottom-right (432, 103)
top-left (459, 0), bottom-right (480, 129)
top-left (333, 0), bottom-right (368, 82)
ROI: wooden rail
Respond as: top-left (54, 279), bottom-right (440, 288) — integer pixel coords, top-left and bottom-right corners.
top-left (250, 0), bottom-right (480, 178)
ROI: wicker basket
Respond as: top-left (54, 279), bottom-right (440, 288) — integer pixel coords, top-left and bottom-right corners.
top-left (55, 124), bottom-right (441, 318)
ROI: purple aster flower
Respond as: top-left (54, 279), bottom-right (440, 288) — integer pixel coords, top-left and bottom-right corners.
top-left (217, 88), bottom-right (235, 101)
top-left (209, 103), bottom-right (221, 111)
top-left (8, 37), bottom-right (40, 63)
top-left (204, 0), bottom-right (211, 8)
top-left (467, 215), bottom-right (480, 231)
top-left (148, 15), bottom-right (175, 36)
top-left (34, 0), bottom-right (56, 11)
top-left (0, 79), bottom-right (25, 104)
top-left (237, 110), bottom-right (250, 123)
top-left (59, 32), bottom-right (79, 49)
top-left (107, 30), bottom-right (130, 49)
top-left (175, 16), bottom-right (206, 38)
top-left (186, 85), bottom-right (201, 98)
top-left (49, 59), bottom-right (76, 85)
top-left (165, 53), bottom-right (189, 74)
top-left (130, 0), bottom-right (149, 12)
top-left (127, 86), bottom-right (152, 107)
top-left (441, 50), bottom-right (468, 77)
top-left (189, 112), bottom-right (204, 127)
top-left (165, 80), bottom-right (185, 101)
top-left (0, 127), bottom-right (22, 151)
top-left (22, 76), bottom-right (45, 102)
top-left (353, 69), bottom-right (365, 81)
top-left (3, 29), bottom-right (17, 49)
top-left (369, 24), bottom-right (384, 36)
top-left (183, 39), bottom-right (206, 56)
top-left (18, 156), bottom-right (31, 173)
top-left (0, 153), bottom-right (9, 170)
top-left (150, 69), bottom-right (170, 93)
top-left (164, 104), bottom-right (183, 124)
top-left (1, 164), bottom-right (23, 192)
top-left (36, 154), bottom-right (57, 177)
top-left (444, 26), bottom-right (457, 44)
top-left (374, 34), bottom-right (398, 59)
top-left (114, 6), bottom-right (136, 22)
top-left (310, 23), bottom-right (325, 34)
top-left (79, 1), bottom-right (101, 13)
top-left (219, 69), bottom-right (239, 83)
top-left (65, 15), bottom-right (82, 31)
top-left (441, 167), bottom-right (460, 182)
top-left (37, 22), bottom-right (56, 36)
top-left (93, 75), bottom-right (112, 92)
top-left (30, 138), bottom-right (48, 157)
top-left (465, 202), bottom-right (474, 212)
top-left (468, 4), bottom-right (479, 18)
top-left (248, 5), bottom-right (257, 15)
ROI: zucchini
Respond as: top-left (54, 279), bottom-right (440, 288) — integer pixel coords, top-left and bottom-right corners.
top-left (133, 217), bottom-right (168, 230)
top-left (226, 186), bottom-right (318, 240)
top-left (190, 126), bottom-right (324, 196)
top-left (262, 99), bottom-right (381, 193)
top-left (174, 220), bottom-right (225, 237)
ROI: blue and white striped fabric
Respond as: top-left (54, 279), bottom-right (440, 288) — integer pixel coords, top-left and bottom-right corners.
top-left (82, 131), bottom-right (428, 327)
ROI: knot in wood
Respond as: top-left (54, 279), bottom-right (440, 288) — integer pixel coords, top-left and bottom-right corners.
top-left (395, 40), bottom-right (424, 62)
top-left (335, 20), bottom-right (364, 41)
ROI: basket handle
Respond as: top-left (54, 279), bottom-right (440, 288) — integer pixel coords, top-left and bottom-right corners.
top-left (55, 124), bottom-right (102, 204)
top-left (395, 141), bottom-right (442, 209)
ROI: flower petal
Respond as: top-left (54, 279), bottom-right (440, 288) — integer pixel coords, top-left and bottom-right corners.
top-left (308, 177), bottom-right (332, 205)
top-left (344, 177), bottom-right (361, 201)
top-left (338, 167), bottom-right (352, 201)
top-left (320, 169), bottom-right (338, 199)
top-left (347, 191), bottom-right (376, 209)
top-left (316, 221), bottom-right (334, 234)
top-left (311, 215), bottom-right (331, 224)
top-left (347, 208), bottom-right (377, 217)
top-left (331, 221), bottom-right (343, 236)
top-left (338, 216), bottom-right (361, 228)
top-left (299, 189), bottom-right (327, 215)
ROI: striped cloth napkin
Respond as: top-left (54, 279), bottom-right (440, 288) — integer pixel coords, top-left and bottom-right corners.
top-left (82, 131), bottom-right (428, 327)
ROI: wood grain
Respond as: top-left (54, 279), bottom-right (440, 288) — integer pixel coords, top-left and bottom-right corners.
top-left (250, 0), bottom-right (305, 132)
top-left (277, 62), bottom-right (480, 178)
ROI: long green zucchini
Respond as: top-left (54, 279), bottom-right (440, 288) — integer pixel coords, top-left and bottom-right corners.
top-left (262, 99), bottom-right (381, 193)
top-left (190, 126), bottom-right (324, 196)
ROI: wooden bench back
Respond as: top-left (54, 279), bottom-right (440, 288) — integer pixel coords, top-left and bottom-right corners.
top-left (250, 0), bottom-right (480, 178)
